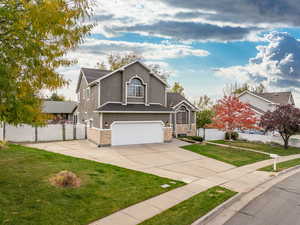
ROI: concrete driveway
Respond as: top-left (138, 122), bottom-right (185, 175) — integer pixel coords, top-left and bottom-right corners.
top-left (26, 139), bottom-right (235, 183)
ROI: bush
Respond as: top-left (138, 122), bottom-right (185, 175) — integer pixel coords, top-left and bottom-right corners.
top-left (225, 132), bottom-right (239, 140)
top-left (187, 136), bottom-right (204, 142)
top-left (50, 170), bottom-right (81, 188)
top-left (0, 141), bottom-right (8, 150)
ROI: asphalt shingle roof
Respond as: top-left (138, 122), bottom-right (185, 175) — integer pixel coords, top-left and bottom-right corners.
top-left (81, 68), bottom-right (111, 83)
top-left (42, 101), bottom-right (77, 114)
top-left (254, 92), bottom-right (292, 104)
top-left (97, 103), bottom-right (173, 112)
top-left (167, 92), bottom-right (197, 110)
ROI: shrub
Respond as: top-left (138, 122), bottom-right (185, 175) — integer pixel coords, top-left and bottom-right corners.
top-left (0, 141), bottom-right (8, 150)
top-left (187, 136), bottom-right (204, 142)
top-left (50, 170), bottom-right (81, 188)
top-left (225, 132), bottom-right (239, 140)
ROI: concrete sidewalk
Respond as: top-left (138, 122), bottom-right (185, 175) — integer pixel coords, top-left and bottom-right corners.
top-left (26, 140), bottom-right (300, 225)
top-left (89, 154), bottom-right (300, 225)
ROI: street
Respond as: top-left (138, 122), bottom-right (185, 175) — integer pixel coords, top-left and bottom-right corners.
top-left (224, 171), bottom-right (300, 225)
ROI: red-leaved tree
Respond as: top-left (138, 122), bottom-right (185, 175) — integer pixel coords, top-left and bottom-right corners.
top-left (211, 96), bottom-right (258, 139)
top-left (260, 104), bottom-right (300, 149)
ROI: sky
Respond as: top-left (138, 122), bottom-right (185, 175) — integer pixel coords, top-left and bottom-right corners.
top-left (56, 0), bottom-right (300, 106)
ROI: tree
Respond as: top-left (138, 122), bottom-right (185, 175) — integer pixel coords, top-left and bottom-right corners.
top-left (97, 52), bottom-right (170, 81)
top-left (170, 82), bottom-right (184, 96)
top-left (97, 52), bottom-right (143, 71)
top-left (223, 82), bottom-right (265, 95)
top-left (211, 96), bottom-right (258, 140)
top-left (49, 93), bottom-right (65, 101)
top-left (195, 95), bottom-right (213, 110)
top-left (260, 105), bottom-right (300, 149)
top-left (148, 64), bottom-right (170, 82)
top-left (196, 109), bottom-right (214, 140)
top-left (1, 0), bottom-right (93, 125)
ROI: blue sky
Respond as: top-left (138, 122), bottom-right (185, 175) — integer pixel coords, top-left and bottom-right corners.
top-left (58, 0), bottom-right (300, 105)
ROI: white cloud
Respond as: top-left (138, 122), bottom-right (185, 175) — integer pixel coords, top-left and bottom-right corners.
top-left (215, 31), bottom-right (300, 105)
top-left (76, 38), bottom-right (209, 60)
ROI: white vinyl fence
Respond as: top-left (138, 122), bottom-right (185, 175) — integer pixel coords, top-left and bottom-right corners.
top-left (0, 123), bottom-right (86, 143)
top-left (198, 128), bottom-right (225, 141)
top-left (198, 128), bottom-right (300, 148)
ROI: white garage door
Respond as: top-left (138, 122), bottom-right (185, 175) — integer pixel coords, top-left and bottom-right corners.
top-left (111, 121), bottom-right (164, 146)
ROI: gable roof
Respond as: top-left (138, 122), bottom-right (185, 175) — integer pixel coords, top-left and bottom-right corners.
top-left (81, 68), bottom-right (111, 83)
top-left (88, 60), bottom-right (168, 86)
top-left (254, 92), bottom-right (293, 105)
top-left (167, 92), bottom-right (198, 111)
top-left (42, 101), bottom-right (77, 114)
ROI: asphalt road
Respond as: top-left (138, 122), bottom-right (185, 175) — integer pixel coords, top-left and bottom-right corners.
top-left (224, 171), bottom-right (300, 225)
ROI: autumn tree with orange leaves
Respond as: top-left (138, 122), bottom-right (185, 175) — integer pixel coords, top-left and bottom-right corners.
top-left (211, 96), bottom-right (258, 140)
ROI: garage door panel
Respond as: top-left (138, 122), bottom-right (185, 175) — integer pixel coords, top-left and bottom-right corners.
top-left (111, 121), bottom-right (164, 146)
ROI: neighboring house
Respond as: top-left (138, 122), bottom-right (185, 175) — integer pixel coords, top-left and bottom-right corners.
top-left (42, 101), bottom-right (78, 123)
top-left (75, 60), bottom-right (198, 147)
top-left (238, 90), bottom-right (295, 116)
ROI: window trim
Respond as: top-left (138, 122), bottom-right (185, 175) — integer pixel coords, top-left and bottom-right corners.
top-left (127, 78), bottom-right (145, 98)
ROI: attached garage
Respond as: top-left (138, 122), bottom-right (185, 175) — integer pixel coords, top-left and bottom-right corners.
top-left (111, 121), bottom-right (164, 146)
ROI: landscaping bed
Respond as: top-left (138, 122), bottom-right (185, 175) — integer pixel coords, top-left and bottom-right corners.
top-left (211, 140), bottom-right (300, 156)
top-left (138, 186), bottom-right (237, 225)
top-left (259, 158), bottom-right (300, 172)
top-left (0, 144), bottom-right (184, 225)
top-left (182, 144), bottom-right (270, 167)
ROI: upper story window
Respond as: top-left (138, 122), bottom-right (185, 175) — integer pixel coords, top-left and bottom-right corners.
top-left (128, 78), bottom-right (144, 98)
top-left (86, 88), bottom-right (91, 100)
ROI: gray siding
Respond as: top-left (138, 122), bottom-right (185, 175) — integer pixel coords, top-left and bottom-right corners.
top-left (174, 102), bottom-right (196, 124)
top-left (149, 76), bottom-right (165, 105)
top-left (102, 113), bottom-right (170, 128)
top-left (100, 71), bottom-right (122, 105)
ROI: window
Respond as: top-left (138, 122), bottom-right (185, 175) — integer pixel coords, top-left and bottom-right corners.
top-left (176, 106), bottom-right (188, 124)
top-left (128, 78), bottom-right (144, 97)
top-left (86, 88), bottom-right (90, 99)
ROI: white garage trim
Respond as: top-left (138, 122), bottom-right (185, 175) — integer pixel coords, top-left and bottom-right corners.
top-left (111, 121), bottom-right (164, 146)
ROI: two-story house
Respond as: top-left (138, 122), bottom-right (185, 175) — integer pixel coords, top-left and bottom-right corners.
top-left (238, 90), bottom-right (295, 116)
top-left (75, 61), bottom-right (198, 147)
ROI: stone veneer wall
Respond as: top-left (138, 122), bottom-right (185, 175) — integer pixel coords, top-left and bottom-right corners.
top-left (176, 123), bottom-right (196, 136)
top-left (99, 129), bottom-right (111, 146)
top-left (87, 128), bottom-right (100, 145)
top-left (164, 127), bottom-right (173, 142)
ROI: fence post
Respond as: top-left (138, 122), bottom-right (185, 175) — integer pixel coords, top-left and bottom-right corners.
top-left (35, 126), bottom-right (38, 142)
top-left (73, 124), bottom-right (76, 140)
top-left (3, 122), bottom-right (5, 141)
top-left (62, 123), bottom-right (66, 141)
top-left (85, 123), bottom-right (87, 139)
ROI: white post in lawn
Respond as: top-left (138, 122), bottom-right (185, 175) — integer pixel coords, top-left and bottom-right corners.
top-left (270, 154), bottom-right (279, 172)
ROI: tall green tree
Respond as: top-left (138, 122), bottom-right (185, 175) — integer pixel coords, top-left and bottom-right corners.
top-left (0, 0), bottom-right (93, 125)
top-left (49, 93), bottom-right (65, 102)
top-left (170, 82), bottom-right (184, 96)
top-left (196, 109), bottom-right (214, 140)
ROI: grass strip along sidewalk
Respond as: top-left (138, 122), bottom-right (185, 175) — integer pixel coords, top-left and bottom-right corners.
top-left (182, 144), bottom-right (269, 167)
top-left (138, 186), bottom-right (237, 225)
top-left (0, 144), bottom-right (184, 225)
top-left (259, 158), bottom-right (300, 172)
top-left (211, 140), bottom-right (300, 156)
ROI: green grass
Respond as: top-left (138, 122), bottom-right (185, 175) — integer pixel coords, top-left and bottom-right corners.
top-left (182, 144), bottom-right (270, 167)
top-left (259, 158), bottom-right (300, 172)
top-left (138, 186), bottom-right (236, 225)
top-left (0, 144), bottom-right (184, 225)
top-left (211, 140), bottom-right (300, 156)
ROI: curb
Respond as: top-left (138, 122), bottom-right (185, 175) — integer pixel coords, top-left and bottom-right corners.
top-left (191, 166), bottom-right (300, 225)
top-left (191, 192), bottom-right (245, 225)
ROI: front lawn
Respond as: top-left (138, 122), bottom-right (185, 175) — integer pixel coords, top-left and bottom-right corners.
top-left (182, 144), bottom-right (270, 167)
top-left (138, 186), bottom-right (236, 225)
top-left (211, 140), bottom-right (300, 156)
top-left (259, 158), bottom-right (300, 172)
top-left (0, 144), bottom-right (184, 225)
